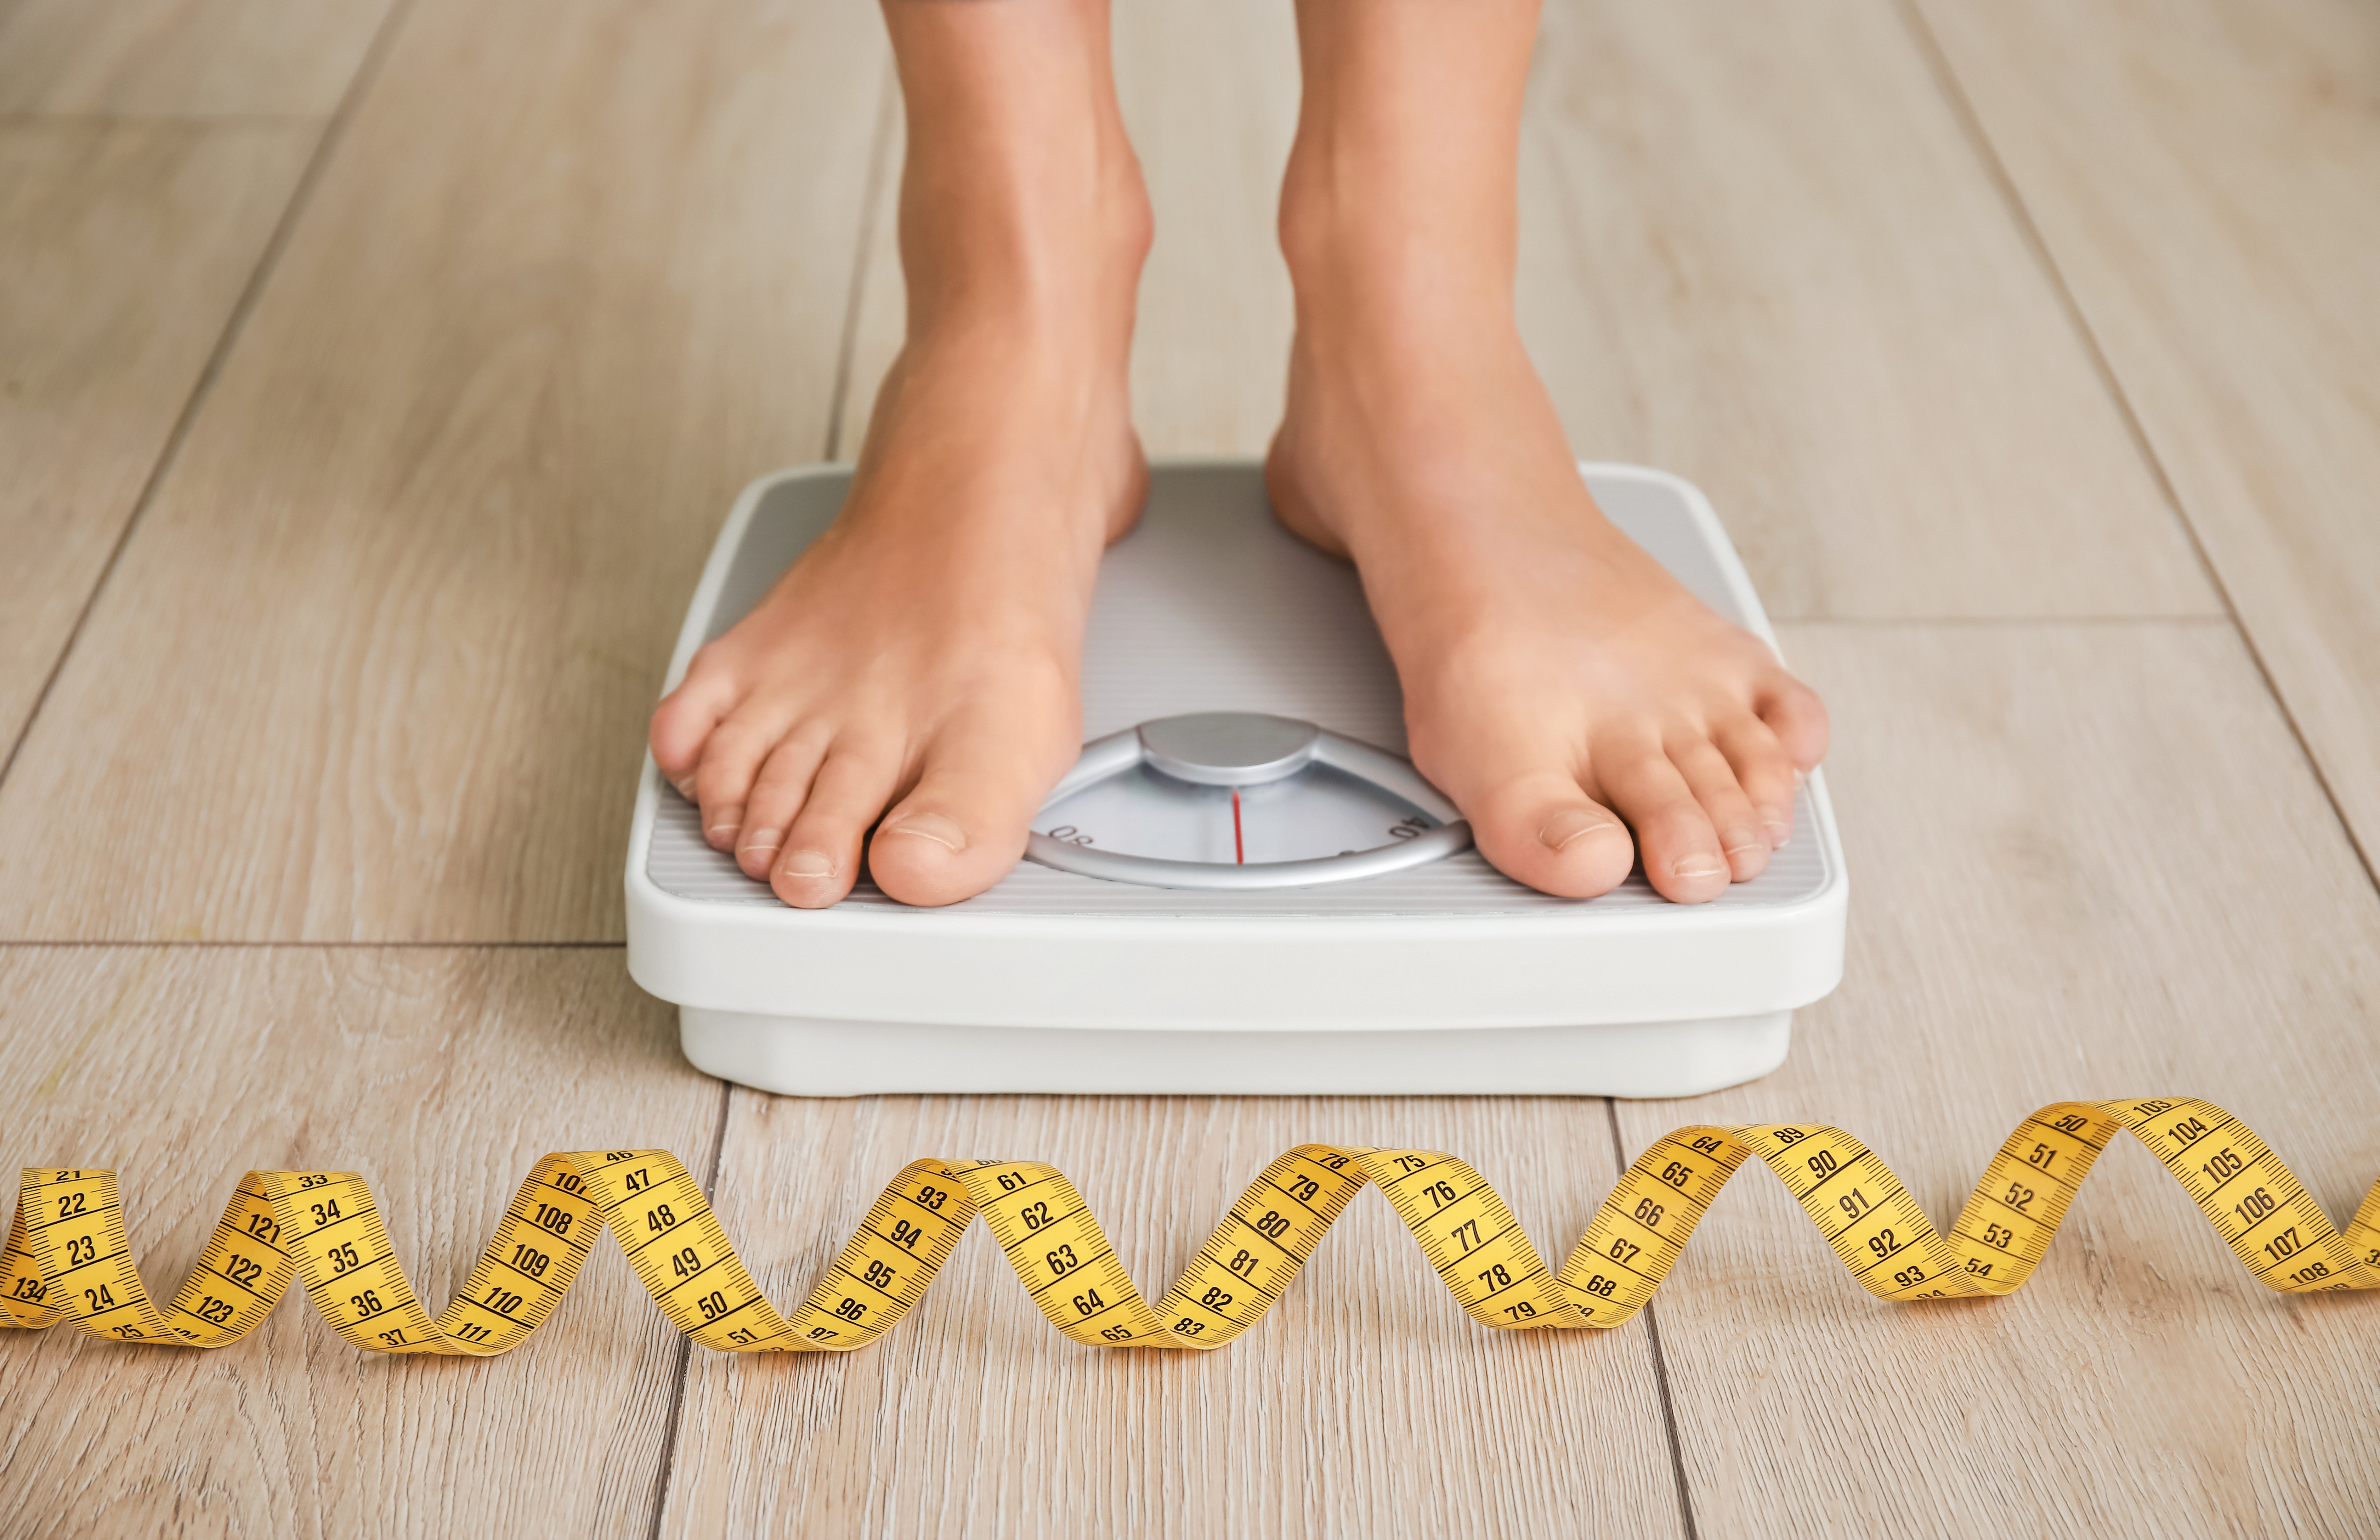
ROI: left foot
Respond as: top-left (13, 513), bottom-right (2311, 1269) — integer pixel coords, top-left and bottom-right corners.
top-left (1266, 199), bottom-right (1828, 904)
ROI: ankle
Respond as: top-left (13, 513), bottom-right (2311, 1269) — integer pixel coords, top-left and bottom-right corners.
top-left (901, 131), bottom-right (1152, 345)
top-left (1277, 140), bottom-right (1517, 346)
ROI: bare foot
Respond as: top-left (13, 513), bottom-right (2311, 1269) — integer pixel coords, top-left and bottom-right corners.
top-left (649, 5), bottom-right (1150, 908)
top-left (1266, 199), bottom-right (1827, 907)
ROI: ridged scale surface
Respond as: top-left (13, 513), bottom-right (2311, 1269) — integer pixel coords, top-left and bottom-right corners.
top-left (646, 464), bottom-right (1834, 917)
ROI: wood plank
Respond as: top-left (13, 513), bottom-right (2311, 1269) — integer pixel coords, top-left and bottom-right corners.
top-left (1912, 0), bottom-right (2380, 868)
top-left (835, 2), bottom-right (1303, 457)
top-left (0, 945), bottom-right (724, 1539)
top-left (0, 0), bottom-right (386, 118)
top-left (825, 67), bottom-right (897, 462)
top-left (1112, 0), bottom-right (1301, 458)
top-left (0, 0), bottom-right (887, 944)
top-left (1621, 620), bottom-right (2380, 1535)
top-left (660, 1092), bottom-right (1688, 1539)
top-left (0, 121), bottom-right (313, 765)
top-left (1519, 0), bottom-right (2221, 621)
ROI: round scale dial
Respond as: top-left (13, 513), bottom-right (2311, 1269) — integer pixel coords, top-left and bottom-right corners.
top-left (1024, 712), bottom-right (1473, 890)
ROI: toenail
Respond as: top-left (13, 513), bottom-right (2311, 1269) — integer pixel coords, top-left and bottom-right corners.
top-left (1763, 820), bottom-right (1792, 848)
top-left (1723, 838), bottom-right (1763, 857)
top-left (1671, 856), bottom-right (1726, 881)
top-left (741, 826), bottom-right (781, 854)
top-left (671, 776), bottom-right (697, 800)
top-left (779, 849), bottom-right (833, 879)
top-left (884, 812), bottom-right (968, 853)
top-left (1538, 808), bottom-right (1621, 853)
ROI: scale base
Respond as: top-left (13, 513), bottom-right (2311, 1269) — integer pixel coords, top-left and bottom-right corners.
top-left (635, 460), bottom-right (1845, 1100)
top-left (679, 1007), bottom-right (1793, 1100)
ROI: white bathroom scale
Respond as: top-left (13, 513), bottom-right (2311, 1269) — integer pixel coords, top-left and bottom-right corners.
top-left (626, 460), bottom-right (1846, 1098)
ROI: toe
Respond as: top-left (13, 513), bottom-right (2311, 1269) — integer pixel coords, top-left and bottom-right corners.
top-left (1669, 736), bottom-right (1769, 883)
top-left (649, 651), bottom-right (739, 796)
top-left (1461, 770), bottom-right (1638, 899)
top-left (1755, 671), bottom-right (1830, 772)
top-left (734, 732), bottom-right (829, 880)
top-left (1713, 713), bottom-right (1796, 849)
top-left (869, 720), bottom-right (1066, 907)
top-left (1594, 742), bottom-right (1731, 904)
top-left (690, 716), bottom-right (786, 853)
top-left (770, 746), bottom-right (900, 909)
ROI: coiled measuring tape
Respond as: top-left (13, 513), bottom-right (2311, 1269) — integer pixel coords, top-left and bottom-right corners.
top-left (7, 1098), bottom-right (2379, 1355)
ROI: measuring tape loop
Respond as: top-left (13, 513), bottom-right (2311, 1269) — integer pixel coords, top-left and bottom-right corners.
top-left (7, 1099), bottom-right (2377, 1355)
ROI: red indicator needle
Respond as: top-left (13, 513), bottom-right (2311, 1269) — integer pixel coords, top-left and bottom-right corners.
top-left (1231, 788), bottom-right (1245, 865)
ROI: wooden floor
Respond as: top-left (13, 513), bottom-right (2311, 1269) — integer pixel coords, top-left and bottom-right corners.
top-left (4, 1), bottom-right (2377, 1535)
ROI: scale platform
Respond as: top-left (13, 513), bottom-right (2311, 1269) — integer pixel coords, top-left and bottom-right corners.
top-left (626, 460), bottom-right (1846, 1098)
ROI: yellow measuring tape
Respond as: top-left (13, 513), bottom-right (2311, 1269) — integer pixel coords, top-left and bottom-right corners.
top-left (8, 1098), bottom-right (2379, 1355)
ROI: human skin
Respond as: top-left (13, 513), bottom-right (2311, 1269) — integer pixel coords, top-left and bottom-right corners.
top-left (648, 0), bottom-right (1827, 908)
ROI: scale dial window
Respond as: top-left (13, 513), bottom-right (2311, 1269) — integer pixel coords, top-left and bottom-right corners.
top-left (1023, 713), bottom-right (1472, 891)
top-left (1038, 762), bottom-right (1441, 867)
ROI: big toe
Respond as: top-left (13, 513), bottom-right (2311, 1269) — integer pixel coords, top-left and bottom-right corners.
top-left (866, 725), bottom-right (1059, 907)
top-left (1463, 772), bottom-right (1639, 899)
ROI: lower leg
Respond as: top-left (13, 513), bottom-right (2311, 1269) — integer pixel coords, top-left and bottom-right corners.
top-left (1268, 0), bottom-right (1828, 902)
top-left (649, 0), bottom-right (1150, 908)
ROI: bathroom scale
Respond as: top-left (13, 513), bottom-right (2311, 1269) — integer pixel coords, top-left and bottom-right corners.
top-left (626, 459), bottom-right (1846, 1098)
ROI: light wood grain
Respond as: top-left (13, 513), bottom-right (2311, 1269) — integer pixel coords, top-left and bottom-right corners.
top-left (837, 2), bottom-right (1303, 459)
top-left (0, 121), bottom-right (312, 762)
top-left (1625, 620), bottom-right (2380, 1536)
top-left (1520, 1), bottom-right (2221, 621)
top-left (1912, 0), bottom-right (2380, 867)
top-left (826, 65), bottom-right (898, 463)
top-left (659, 1092), bottom-right (1688, 1540)
top-left (0, 0), bottom-right (386, 118)
top-left (0, 945), bottom-right (724, 1540)
top-left (1112, 1), bottom-right (1302, 458)
top-left (0, 0), bottom-right (887, 944)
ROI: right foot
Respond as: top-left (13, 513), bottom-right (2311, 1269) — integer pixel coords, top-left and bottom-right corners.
top-left (648, 30), bottom-right (1151, 909)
